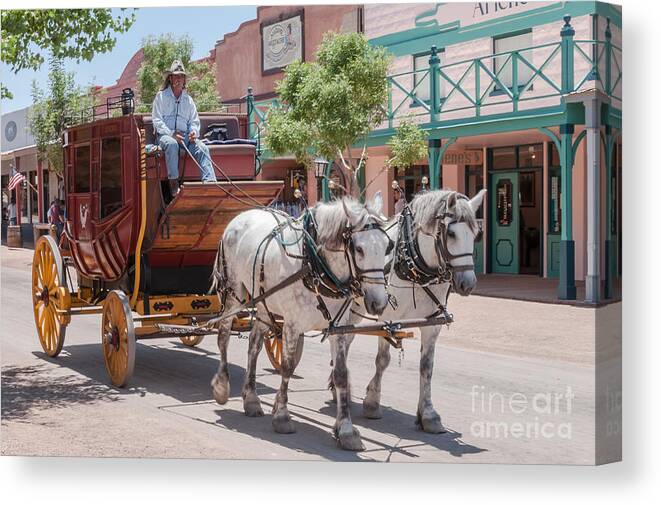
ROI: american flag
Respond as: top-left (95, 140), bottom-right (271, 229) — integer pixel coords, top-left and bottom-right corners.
top-left (7, 167), bottom-right (25, 191)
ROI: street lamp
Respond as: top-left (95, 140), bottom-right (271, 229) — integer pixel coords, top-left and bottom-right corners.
top-left (313, 156), bottom-right (328, 180)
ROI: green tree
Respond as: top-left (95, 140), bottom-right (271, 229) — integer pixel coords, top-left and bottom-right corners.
top-left (136, 34), bottom-right (221, 112)
top-left (265, 32), bottom-right (392, 196)
top-left (386, 118), bottom-right (428, 169)
top-left (28, 58), bottom-right (95, 177)
top-left (1, 8), bottom-right (136, 99)
top-left (360, 118), bottom-right (429, 197)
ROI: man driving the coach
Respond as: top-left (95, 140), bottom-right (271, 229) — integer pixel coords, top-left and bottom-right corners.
top-left (152, 59), bottom-right (216, 196)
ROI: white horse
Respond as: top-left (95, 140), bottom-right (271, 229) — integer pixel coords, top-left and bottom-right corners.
top-left (210, 193), bottom-right (391, 450)
top-left (330, 189), bottom-right (486, 433)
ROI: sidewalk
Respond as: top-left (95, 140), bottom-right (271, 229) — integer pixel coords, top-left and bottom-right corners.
top-left (474, 273), bottom-right (621, 307)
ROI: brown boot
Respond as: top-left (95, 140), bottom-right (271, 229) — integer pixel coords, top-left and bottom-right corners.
top-left (169, 179), bottom-right (180, 198)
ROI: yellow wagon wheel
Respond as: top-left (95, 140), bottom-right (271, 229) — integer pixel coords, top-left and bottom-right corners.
top-left (263, 330), bottom-right (304, 372)
top-left (102, 290), bottom-right (136, 387)
top-left (32, 235), bottom-right (70, 357)
top-left (179, 335), bottom-right (204, 347)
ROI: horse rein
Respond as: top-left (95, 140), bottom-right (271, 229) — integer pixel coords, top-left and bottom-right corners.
top-left (304, 211), bottom-right (394, 299)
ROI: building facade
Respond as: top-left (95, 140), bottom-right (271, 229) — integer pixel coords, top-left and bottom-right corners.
top-left (349, 1), bottom-right (622, 303)
top-left (1, 107), bottom-right (63, 228)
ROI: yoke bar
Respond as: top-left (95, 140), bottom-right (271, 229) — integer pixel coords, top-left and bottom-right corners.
top-left (325, 314), bottom-right (454, 337)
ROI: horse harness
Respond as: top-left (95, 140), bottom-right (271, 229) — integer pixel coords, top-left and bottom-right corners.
top-left (391, 196), bottom-right (475, 318)
top-left (215, 208), bottom-right (393, 331)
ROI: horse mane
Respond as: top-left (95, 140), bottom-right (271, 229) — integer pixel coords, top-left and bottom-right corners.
top-left (409, 189), bottom-right (478, 233)
top-left (312, 197), bottom-right (379, 248)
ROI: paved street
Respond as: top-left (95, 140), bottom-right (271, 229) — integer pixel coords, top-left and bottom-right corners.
top-left (1, 245), bottom-right (619, 463)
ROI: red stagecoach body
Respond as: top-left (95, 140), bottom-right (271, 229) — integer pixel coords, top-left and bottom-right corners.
top-left (62, 111), bottom-right (282, 298)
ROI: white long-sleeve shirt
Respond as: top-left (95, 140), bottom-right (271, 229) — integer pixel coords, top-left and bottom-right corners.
top-left (151, 86), bottom-right (201, 138)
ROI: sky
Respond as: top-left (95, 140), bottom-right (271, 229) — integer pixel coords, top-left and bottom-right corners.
top-left (0, 6), bottom-right (257, 114)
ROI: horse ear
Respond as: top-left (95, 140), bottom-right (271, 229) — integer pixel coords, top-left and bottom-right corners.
top-left (342, 198), bottom-right (361, 227)
top-left (469, 189), bottom-right (487, 212)
top-left (446, 192), bottom-right (457, 211)
top-left (369, 191), bottom-right (384, 217)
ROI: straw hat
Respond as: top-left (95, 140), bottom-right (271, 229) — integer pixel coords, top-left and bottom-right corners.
top-left (161, 59), bottom-right (187, 90)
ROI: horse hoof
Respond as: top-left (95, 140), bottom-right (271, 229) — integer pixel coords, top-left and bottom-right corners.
top-left (417, 413), bottom-right (446, 434)
top-left (336, 425), bottom-right (365, 451)
top-left (211, 374), bottom-right (229, 405)
top-left (362, 401), bottom-right (383, 419)
top-left (272, 414), bottom-right (296, 434)
top-left (243, 398), bottom-right (264, 417)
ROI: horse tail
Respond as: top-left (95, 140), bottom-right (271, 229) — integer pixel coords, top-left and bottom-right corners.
top-left (209, 240), bottom-right (226, 296)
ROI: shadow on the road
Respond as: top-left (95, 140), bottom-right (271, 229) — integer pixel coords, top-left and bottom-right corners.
top-left (317, 399), bottom-right (486, 458)
top-left (212, 407), bottom-right (368, 462)
top-left (1, 363), bottom-right (119, 423)
top-left (32, 342), bottom-right (277, 404)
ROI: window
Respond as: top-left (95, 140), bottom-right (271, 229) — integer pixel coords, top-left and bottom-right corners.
top-left (413, 50), bottom-right (444, 105)
top-left (493, 30), bottom-right (533, 93)
top-left (518, 144), bottom-right (543, 168)
top-left (492, 146), bottom-right (517, 170)
top-left (100, 137), bottom-right (123, 218)
top-left (74, 145), bottom-right (91, 193)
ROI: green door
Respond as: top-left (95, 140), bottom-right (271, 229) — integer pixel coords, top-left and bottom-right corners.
top-left (490, 172), bottom-right (519, 274)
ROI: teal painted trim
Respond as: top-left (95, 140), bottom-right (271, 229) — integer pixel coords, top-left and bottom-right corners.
top-left (547, 233), bottom-right (561, 278)
top-left (559, 128), bottom-right (574, 242)
top-left (572, 129), bottom-right (587, 164)
top-left (369, 2), bottom-right (616, 58)
top-left (595, 1), bottom-right (622, 28)
top-left (367, 105), bottom-right (569, 147)
top-left (321, 163), bottom-right (331, 201)
top-left (427, 138), bottom-right (441, 190)
top-left (538, 126), bottom-right (561, 154)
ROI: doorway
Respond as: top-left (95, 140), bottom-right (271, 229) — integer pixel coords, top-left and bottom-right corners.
top-left (488, 145), bottom-right (543, 275)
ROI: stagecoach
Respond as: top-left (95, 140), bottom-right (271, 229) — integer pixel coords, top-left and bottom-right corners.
top-left (31, 91), bottom-right (287, 386)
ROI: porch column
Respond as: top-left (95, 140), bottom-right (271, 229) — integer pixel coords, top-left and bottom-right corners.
top-left (585, 97), bottom-right (601, 303)
top-left (428, 139), bottom-right (441, 190)
top-left (15, 157), bottom-right (22, 227)
top-left (604, 125), bottom-right (618, 299)
top-left (558, 124), bottom-right (576, 300)
top-left (37, 158), bottom-right (44, 222)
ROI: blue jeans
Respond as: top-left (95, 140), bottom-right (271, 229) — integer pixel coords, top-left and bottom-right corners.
top-left (158, 134), bottom-right (216, 182)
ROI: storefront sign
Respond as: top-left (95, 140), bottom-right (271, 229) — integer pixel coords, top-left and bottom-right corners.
top-left (442, 150), bottom-right (483, 166)
top-left (261, 13), bottom-right (304, 75)
top-left (415, 2), bottom-right (550, 29)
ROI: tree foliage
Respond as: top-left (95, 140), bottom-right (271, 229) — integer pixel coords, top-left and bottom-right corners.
top-left (28, 58), bottom-right (95, 176)
top-left (265, 32), bottom-right (392, 196)
top-left (136, 34), bottom-right (221, 113)
top-left (1, 8), bottom-right (136, 99)
top-left (386, 118), bottom-right (428, 169)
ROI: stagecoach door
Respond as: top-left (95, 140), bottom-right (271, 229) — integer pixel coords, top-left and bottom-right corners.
top-left (490, 172), bottom-right (519, 274)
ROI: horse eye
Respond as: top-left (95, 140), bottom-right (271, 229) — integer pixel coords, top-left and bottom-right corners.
top-left (355, 245), bottom-right (364, 255)
top-left (447, 229), bottom-right (456, 238)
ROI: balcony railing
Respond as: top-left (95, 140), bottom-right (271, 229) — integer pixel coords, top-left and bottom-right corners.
top-left (245, 15), bottom-right (621, 149)
top-left (383, 15), bottom-right (621, 129)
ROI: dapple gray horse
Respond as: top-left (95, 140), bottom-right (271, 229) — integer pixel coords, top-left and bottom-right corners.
top-left (210, 193), bottom-right (391, 450)
top-left (330, 189), bottom-right (486, 434)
